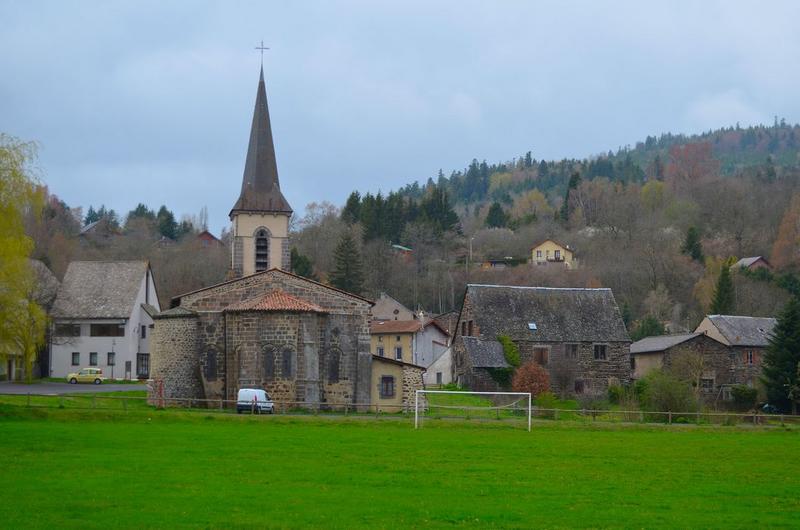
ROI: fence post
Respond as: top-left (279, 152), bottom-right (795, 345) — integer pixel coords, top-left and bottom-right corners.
top-left (554, 409), bottom-right (559, 421)
top-left (640, 410), bottom-right (644, 423)
top-left (780, 414), bottom-right (784, 426)
top-left (668, 411), bottom-right (672, 424)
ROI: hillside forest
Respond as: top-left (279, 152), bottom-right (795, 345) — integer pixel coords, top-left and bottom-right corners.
top-left (22, 121), bottom-right (800, 336)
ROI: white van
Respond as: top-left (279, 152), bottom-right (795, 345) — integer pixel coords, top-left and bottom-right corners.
top-left (236, 388), bottom-right (275, 414)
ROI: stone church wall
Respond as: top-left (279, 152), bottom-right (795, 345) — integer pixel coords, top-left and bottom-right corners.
top-left (149, 314), bottom-right (202, 404)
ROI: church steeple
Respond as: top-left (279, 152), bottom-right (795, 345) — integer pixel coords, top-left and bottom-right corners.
top-left (230, 66), bottom-right (293, 218)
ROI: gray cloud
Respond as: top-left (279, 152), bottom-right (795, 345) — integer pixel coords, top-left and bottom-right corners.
top-left (1, 1), bottom-right (798, 233)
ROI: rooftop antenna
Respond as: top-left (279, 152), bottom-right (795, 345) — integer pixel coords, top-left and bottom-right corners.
top-left (255, 40), bottom-right (269, 67)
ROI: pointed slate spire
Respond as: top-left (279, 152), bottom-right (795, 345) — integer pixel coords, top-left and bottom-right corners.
top-left (230, 66), bottom-right (293, 217)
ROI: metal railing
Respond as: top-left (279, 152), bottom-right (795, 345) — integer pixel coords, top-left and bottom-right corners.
top-left (5, 392), bottom-right (799, 427)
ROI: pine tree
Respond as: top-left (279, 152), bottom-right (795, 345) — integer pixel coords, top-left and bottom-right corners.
top-left (762, 296), bottom-right (800, 413)
top-left (710, 265), bottom-right (735, 314)
top-left (485, 202), bottom-right (508, 228)
top-left (290, 247), bottom-right (316, 280)
top-left (560, 172), bottom-right (581, 222)
top-left (329, 232), bottom-right (364, 295)
top-left (156, 205), bottom-right (178, 240)
top-left (681, 226), bottom-right (704, 262)
top-left (341, 191), bottom-right (361, 225)
top-left (84, 205), bottom-right (99, 225)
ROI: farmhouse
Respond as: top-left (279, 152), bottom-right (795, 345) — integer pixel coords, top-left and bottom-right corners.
top-left (530, 239), bottom-right (575, 268)
top-left (50, 261), bottom-right (160, 379)
top-left (733, 256), bottom-right (771, 272)
top-left (452, 284), bottom-right (631, 396)
top-left (694, 314), bottom-right (776, 387)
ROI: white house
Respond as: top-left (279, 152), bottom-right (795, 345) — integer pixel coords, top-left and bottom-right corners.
top-left (413, 319), bottom-right (451, 368)
top-left (423, 348), bottom-right (452, 386)
top-left (49, 261), bottom-right (160, 379)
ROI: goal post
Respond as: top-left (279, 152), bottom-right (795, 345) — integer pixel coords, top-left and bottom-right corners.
top-left (415, 390), bottom-right (532, 431)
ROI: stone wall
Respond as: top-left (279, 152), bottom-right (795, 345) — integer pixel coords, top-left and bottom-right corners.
top-left (149, 314), bottom-right (202, 404)
top-left (401, 364), bottom-right (425, 410)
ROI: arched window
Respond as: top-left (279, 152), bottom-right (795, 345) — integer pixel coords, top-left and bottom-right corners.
top-left (255, 228), bottom-right (269, 272)
top-left (282, 346), bottom-right (294, 379)
top-left (328, 348), bottom-right (341, 383)
top-left (205, 349), bottom-right (217, 381)
top-left (262, 344), bottom-right (276, 380)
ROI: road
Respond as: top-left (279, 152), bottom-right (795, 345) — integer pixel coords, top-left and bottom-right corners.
top-left (0, 381), bottom-right (146, 395)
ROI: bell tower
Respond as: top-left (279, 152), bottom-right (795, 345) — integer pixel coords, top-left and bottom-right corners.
top-left (230, 66), bottom-right (292, 277)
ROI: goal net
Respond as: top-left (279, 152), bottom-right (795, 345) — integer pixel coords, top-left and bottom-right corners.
top-left (415, 390), bottom-right (532, 431)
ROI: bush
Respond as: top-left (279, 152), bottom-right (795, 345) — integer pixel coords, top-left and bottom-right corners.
top-left (512, 361), bottom-right (550, 398)
top-left (496, 335), bottom-right (521, 367)
top-left (641, 370), bottom-right (697, 413)
top-left (534, 391), bottom-right (558, 419)
top-left (730, 385), bottom-right (758, 411)
top-left (608, 384), bottom-right (625, 405)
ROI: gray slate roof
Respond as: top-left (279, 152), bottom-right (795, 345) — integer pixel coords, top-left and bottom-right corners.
top-left (630, 333), bottom-right (701, 354)
top-left (52, 261), bottom-right (148, 319)
top-left (462, 337), bottom-right (509, 368)
top-left (230, 67), bottom-right (292, 216)
top-left (707, 315), bottom-right (776, 347)
top-left (466, 284), bottom-right (630, 343)
top-left (734, 256), bottom-right (768, 268)
top-left (154, 306), bottom-right (197, 319)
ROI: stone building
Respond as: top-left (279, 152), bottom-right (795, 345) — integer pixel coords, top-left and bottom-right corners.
top-left (452, 284), bottom-right (631, 396)
top-left (150, 269), bottom-right (374, 408)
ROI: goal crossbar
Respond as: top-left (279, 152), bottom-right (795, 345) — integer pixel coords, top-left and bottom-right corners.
top-left (415, 390), bottom-right (532, 431)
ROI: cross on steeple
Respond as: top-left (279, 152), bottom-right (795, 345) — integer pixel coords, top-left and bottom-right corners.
top-left (255, 40), bottom-right (269, 66)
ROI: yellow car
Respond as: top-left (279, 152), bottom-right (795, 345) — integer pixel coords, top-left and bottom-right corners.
top-left (67, 368), bottom-right (105, 385)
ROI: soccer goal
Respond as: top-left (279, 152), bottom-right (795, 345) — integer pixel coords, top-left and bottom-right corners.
top-left (415, 390), bottom-right (532, 431)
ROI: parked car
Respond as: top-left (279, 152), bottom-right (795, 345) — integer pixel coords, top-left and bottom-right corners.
top-left (236, 388), bottom-right (274, 414)
top-left (67, 368), bottom-right (105, 385)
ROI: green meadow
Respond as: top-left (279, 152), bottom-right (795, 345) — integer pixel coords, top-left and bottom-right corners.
top-left (0, 400), bottom-right (798, 528)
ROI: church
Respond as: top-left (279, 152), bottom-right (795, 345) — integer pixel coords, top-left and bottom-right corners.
top-left (149, 67), bottom-right (424, 410)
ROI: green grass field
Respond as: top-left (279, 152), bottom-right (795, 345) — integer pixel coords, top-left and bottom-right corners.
top-left (1, 400), bottom-right (798, 528)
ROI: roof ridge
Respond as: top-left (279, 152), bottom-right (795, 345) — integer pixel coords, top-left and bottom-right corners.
top-left (468, 284), bottom-right (610, 291)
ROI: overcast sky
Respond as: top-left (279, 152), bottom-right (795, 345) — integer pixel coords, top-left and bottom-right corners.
top-left (2, 1), bottom-right (799, 233)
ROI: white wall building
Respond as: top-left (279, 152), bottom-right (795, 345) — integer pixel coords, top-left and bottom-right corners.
top-left (423, 348), bottom-right (452, 386)
top-left (49, 261), bottom-right (160, 379)
top-left (413, 320), bottom-right (451, 368)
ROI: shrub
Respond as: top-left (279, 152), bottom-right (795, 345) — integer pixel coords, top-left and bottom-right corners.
top-left (641, 370), bottom-right (697, 413)
top-left (534, 391), bottom-right (558, 419)
top-left (512, 361), bottom-right (550, 398)
top-left (496, 335), bottom-right (521, 367)
top-left (608, 384), bottom-right (625, 405)
top-left (730, 385), bottom-right (758, 411)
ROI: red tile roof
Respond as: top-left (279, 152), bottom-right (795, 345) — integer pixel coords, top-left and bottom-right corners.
top-left (225, 290), bottom-right (326, 313)
top-left (369, 319), bottom-right (423, 334)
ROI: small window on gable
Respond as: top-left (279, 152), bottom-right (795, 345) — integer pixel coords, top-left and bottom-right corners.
top-left (593, 344), bottom-right (607, 360)
top-left (747, 351), bottom-right (754, 365)
top-left (467, 321), bottom-right (473, 336)
top-left (141, 325), bottom-right (147, 339)
top-left (461, 321), bottom-right (467, 336)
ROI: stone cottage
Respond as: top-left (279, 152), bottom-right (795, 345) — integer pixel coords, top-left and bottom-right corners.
top-left (452, 284), bottom-right (631, 397)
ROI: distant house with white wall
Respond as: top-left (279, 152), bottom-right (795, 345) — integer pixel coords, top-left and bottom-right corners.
top-left (371, 292), bottom-right (416, 321)
top-left (49, 261), bottom-right (160, 379)
top-left (423, 348), bottom-right (452, 387)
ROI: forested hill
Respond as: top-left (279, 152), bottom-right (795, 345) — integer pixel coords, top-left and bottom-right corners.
top-left (395, 120), bottom-right (800, 207)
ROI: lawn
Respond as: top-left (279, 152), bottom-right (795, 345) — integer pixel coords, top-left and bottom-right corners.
top-left (0, 404), bottom-right (798, 528)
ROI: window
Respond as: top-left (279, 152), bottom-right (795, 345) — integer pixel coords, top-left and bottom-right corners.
top-left (468, 320), bottom-right (474, 336)
top-left (141, 325), bottom-right (147, 339)
top-left (555, 250), bottom-right (561, 260)
top-left (593, 344), bottom-right (607, 360)
top-left (574, 380), bottom-right (585, 394)
top-left (536, 250), bottom-right (542, 258)
top-left (328, 349), bottom-right (341, 383)
top-left (701, 378), bottom-right (714, 391)
top-left (90, 324), bottom-right (125, 337)
top-left (379, 376), bottom-right (395, 398)
top-left (89, 352), bottom-right (98, 366)
top-left (55, 324), bottom-right (80, 337)
top-left (107, 352), bottom-right (115, 366)
top-left (461, 322), bottom-right (467, 336)
top-left (747, 351), bottom-right (754, 365)
top-left (255, 229), bottom-right (269, 272)
top-left (395, 346), bottom-right (403, 360)
top-left (377, 346), bottom-right (385, 357)
top-left (533, 347), bottom-right (549, 366)
top-left (282, 347), bottom-right (294, 378)
top-left (378, 336), bottom-right (383, 343)
top-left (205, 350), bottom-right (217, 381)
top-left (436, 372), bottom-right (443, 385)
top-left (262, 345), bottom-right (276, 380)
top-left (566, 344), bottom-right (579, 359)
top-left (396, 335), bottom-right (401, 342)
top-left (71, 352), bottom-right (80, 366)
